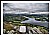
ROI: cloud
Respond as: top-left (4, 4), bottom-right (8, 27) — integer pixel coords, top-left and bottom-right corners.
top-left (3, 3), bottom-right (49, 14)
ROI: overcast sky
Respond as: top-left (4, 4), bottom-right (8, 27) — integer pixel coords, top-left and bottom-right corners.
top-left (3, 3), bottom-right (49, 14)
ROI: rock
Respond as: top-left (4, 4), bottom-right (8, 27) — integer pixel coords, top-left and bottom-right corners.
top-left (8, 30), bottom-right (15, 34)
top-left (16, 27), bottom-right (19, 31)
top-left (7, 31), bottom-right (10, 34)
top-left (4, 23), bottom-right (13, 31)
top-left (9, 22), bottom-right (12, 24)
top-left (33, 27), bottom-right (42, 34)
top-left (27, 26), bottom-right (32, 30)
top-left (31, 29), bottom-right (37, 34)
top-left (27, 26), bottom-right (37, 34)
top-left (29, 30), bottom-right (32, 34)
top-left (40, 29), bottom-right (48, 34)
top-left (3, 29), bottom-right (6, 33)
top-left (14, 26), bottom-right (17, 29)
top-left (13, 26), bottom-right (19, 29)
top-left (44, 30), bottom-right (48, 34)
top-left (15, 33), bottom-right (17, 34)
top-left (10, 24), bottom-right (14, 27)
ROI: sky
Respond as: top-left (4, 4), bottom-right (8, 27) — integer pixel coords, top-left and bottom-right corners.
top-left (3, 3), bottom-right (49, 14)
